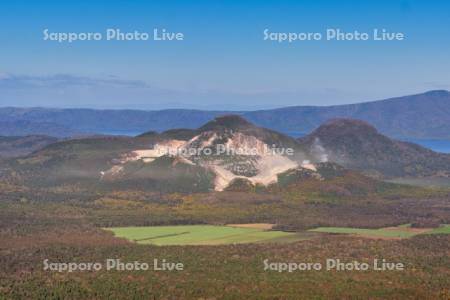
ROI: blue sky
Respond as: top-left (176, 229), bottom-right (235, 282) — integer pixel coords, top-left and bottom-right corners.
top-left (0, 0), bottom-right (449, 110)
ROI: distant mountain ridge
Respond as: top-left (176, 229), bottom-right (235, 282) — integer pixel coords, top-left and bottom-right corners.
top-left (245, 90), bottom-right (450, 139)
top-left (0, 120), bottom-right (80, 137)
top-left (1, 90), bottom-right (450, 139)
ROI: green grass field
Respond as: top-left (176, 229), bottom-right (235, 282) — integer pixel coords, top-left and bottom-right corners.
top-left (309, 224), bottom-right (450, 238)
top-left (429, 225), bottom-right (450, 234)
top-left (105, 225), bottom-right (306, 245)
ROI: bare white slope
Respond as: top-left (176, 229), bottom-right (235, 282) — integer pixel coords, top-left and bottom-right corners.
top-left (102, 131), bottom-right (307, 190)
top-left (210, 153), bottom-right (298, 191)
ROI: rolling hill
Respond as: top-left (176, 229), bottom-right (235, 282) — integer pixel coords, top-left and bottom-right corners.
top-left (0, 135), bottom-right (59, 158)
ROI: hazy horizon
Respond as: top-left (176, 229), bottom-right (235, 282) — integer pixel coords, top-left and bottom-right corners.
top-left (1, 89), bottom-right (448, 111)
top-left (1, 1), bottom-right (450, 110)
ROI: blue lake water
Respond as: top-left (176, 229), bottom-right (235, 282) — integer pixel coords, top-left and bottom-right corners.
top-left (99, 130), bottom-right (145, 137)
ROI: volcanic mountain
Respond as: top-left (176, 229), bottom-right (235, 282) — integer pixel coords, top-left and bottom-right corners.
top-left (299, 118), bottom-right (450, 178)
top-left (2, 116), bottom-right (312, 192)
top-left (4, 116), bottom-right (450, 193)
top-left (113, 115), bottom-right (311, 190)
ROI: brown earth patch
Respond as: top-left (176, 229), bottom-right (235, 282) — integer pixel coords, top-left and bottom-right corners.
top-left (352, 234), bottom-right (403, 240)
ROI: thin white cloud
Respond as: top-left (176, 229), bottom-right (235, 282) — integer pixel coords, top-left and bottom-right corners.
top-left (0, 73), bottom-right (152, 89)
